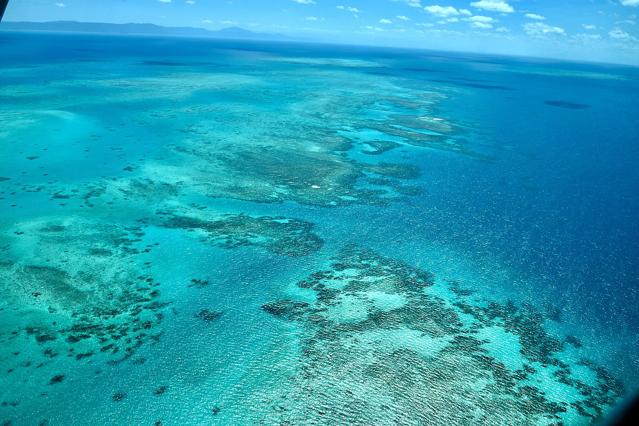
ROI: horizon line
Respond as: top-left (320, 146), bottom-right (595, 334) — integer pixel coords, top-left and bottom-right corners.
top-left (1, 20), bottom-right (637, 69)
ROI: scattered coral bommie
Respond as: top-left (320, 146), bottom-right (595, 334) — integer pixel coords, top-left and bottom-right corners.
top-left (0, 218), bottom-right (166, 371)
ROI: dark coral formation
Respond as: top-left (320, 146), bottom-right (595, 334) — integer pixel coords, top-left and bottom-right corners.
top-left (177, 143), bottom-right (420, 207)
top-left (189, 278), bottom-right (210, 289)
top-left (195, 309), bottom-right (223, 322)
top-left (262, 245), bottom-right (624, 424)
top-left (48, 375), bottom-right (64, 385)
top-left (153, 386), bottom-right (168, 396)
top-left (0, 220), bottom-right (167, 375)
top-left (261, 300), bottom-right (310, 321)
top-left (160, 212), bottom-right (324, 256)
top-left (111, 392), bottom-right (126, 402)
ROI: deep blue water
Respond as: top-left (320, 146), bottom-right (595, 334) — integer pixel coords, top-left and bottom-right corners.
top-left (0, 32), bottom-right (638, 425)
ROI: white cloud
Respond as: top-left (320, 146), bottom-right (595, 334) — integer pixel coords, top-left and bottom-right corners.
top-left (186, 0), bottom-right (195, 4)
top-left (157, 0), bottom-right (171, 3)
top-left (306, 16), bottom-right (318, 21)
top-left (379, 18), bottom-right (393, 24)
top-left (472, 22), bottom-right (493, 29)
top-left (462, 15), bottom-right (495, 28)
top-left (394, 0), bottom-right (423, 8)
top-left (575, 33), bottom-right (602, 40)
top-left (620, 0), bottom-right (639, 6)
top-left (337, 5), bottom-right (360, 17)
top-left (202, 19), bottom-right (212, 24)
top-left (470, 0), bottom-right (514, 13)
top-left (291, 0), bottom-right (316, 4)
top-left (337, 5), bottom-right (360, 13)
top-left (220, 20), bottom-right (238, 25)
top-left (364, 25), bottom-right (385, 31)
top-left (523, 22), bottom-right (565, 36)
top-left (436, 17), bottom-right (459, 24)
top-left (582, 24), bottom-right (597, 30)
top-left (469, 15), bottom-right (495, 23)
top-left (525, 13), bottom-right (545, 21)
top-left (609, 28), bottom-right (634, 39)
top-left (397, 15), bottom-right (410, 21)
top-left (424, 5), bottom-right (462, 17)
top-left (55, 2), bottom-right (65, 7)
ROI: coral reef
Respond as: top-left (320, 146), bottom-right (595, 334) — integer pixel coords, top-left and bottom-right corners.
top-left (262, 245), bottom-right (624, 425)
top-left (195, 309), bottom-right (223, 322)
top-left (0, 218), bottom-right (166, 371)
top-left (159, 211), bottom-right (323, 257)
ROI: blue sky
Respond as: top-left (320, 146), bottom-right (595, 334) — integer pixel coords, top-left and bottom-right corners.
top-left (5, 0), bottom-right (639, 64)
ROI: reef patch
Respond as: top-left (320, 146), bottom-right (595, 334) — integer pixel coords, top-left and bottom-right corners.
top-left (159, 210), bottom-right (324, 257)
top-left (0, 217), bottom-right (167, 372)
top-left (262, 245), bottom-right (624, 425)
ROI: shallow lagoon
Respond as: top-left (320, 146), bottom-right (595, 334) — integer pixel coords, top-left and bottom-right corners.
top-left (0, 32), bottom-right (638, 425)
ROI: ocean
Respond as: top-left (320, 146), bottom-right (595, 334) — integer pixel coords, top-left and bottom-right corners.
top-left (0, 31), bottom-right (638, 425)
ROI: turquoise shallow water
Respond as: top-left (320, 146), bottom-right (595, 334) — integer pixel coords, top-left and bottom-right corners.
top-left (1, 32), bottom-right (638, 425)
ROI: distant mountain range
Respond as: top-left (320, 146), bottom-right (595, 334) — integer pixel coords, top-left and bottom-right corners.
top-left (0, 21), bottom-right (297, 42)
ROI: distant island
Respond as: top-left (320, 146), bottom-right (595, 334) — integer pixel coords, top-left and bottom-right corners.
top-left (0, 21), bottom-right (297, 42)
